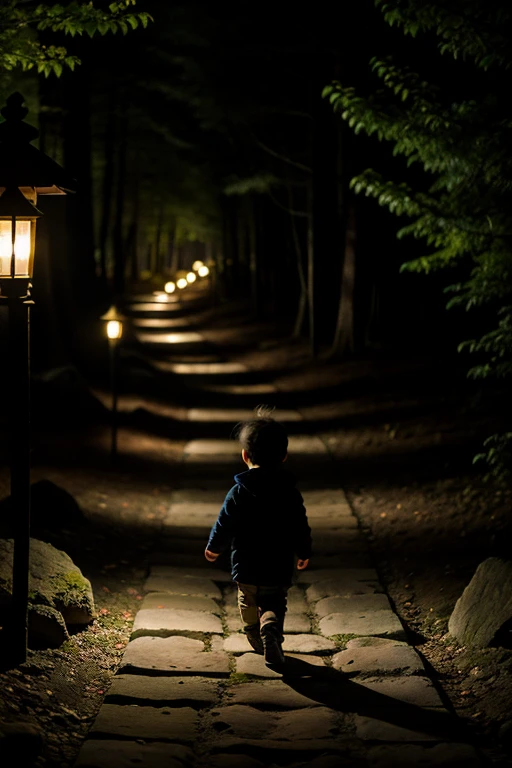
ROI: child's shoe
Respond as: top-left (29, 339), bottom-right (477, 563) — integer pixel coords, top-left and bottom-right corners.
top-left (245, 623), bottom-right (264, 654)
top-left (260, 611), bottom-right (285, 667)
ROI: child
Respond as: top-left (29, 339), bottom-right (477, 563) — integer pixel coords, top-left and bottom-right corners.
top-left (204, 406), bottom-right (312, 667)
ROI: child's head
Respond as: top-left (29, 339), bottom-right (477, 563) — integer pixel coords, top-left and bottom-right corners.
top-left (234, 405), bottom-right (288, 468)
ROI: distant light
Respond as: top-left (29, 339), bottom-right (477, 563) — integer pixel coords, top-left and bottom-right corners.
top-left (198, 265), bottom-right (209, 277)
top-left (155, 293), bottom-right (168, 302)
top-left (107, 320), bottom-right (122, 340)
top-left (164, 281), bottom-right (176, 294)
top-left (177, 278), bottom-right (188, 289)
top-left (192, 260), bottom-right (204, 271)
top-left (186, 271), bottom-right (197, 283)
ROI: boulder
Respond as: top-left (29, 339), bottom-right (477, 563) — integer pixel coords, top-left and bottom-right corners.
top-left (0, 538), bottom-right (95, 647)
top-left (0, 478), bottom-right (88, 538)
top-left (28, 604), bottom-right (70, 649)
top-left (448, 557), bottom-right (512, 647)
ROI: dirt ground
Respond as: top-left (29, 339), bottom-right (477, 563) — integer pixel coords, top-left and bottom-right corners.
top-left (1, 301), bottom-right (512, 767)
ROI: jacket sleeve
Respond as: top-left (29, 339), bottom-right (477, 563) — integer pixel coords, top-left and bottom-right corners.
top-left (206, 487), bottom-right (239, 554)
top-left (292, 490), bottom-right (312, 560)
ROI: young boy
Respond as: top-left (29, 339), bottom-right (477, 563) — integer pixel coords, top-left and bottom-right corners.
top-left (204, 406), bottom-right (312, 667)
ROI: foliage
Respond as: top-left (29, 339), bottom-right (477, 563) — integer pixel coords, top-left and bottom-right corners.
top-left (0, 0), bottom-right (152, 77)
top-left (324, 0), bottom-right (512, 478)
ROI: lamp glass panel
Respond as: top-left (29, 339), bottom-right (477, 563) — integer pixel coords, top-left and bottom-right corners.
top-left (107, 320), bottom-right (122, 340)
top-left (0, 219), bottom-right (33, 277)
top-left (0, 220), bottom-right (12, 276)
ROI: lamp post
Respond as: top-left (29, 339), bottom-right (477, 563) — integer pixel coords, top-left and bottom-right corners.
top-left (0, 93), bottom-right (75, 664)
top-left (100, 305), bottom-right (124, 462)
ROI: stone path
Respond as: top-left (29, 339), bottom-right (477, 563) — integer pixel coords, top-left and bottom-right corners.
top-left (72, 290), bottom-right (485, 768)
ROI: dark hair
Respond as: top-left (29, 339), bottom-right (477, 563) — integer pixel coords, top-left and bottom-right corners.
top-left (233, 405), bottom-right (288, 467)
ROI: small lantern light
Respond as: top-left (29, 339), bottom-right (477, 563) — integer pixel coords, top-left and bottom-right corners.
top-left (177, 277), bottom-right (188, 289)
top-left (101, 305), bottom-right (125, 342)
top-left (165, 281), bottom-right (176, 293)
top-left (192, 260), bottom-right (204, 271)
top-left (0, 186), bottom-right (42, 283)
top-left (186, 271), bottom-right (197, 283)
top-left (198, 265), bottom-right (210, 277)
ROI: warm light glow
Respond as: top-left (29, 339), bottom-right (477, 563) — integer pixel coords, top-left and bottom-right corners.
top-left (198, 265), bottom-right (209, 277)
top-left (186, 271), bottom-right (197, 283)
top-left (165, 281), bottom-right (176, 293)
top-left (0, 219), bottom-right (32, 276)
top-left (192, 260), bottom-right (204, 271)
top-left (155, 293), bottom-right (168, 303)
top-left (107, 320), bottom-right (122, 340)
top-left (177, 278), bottom-right (188, 289)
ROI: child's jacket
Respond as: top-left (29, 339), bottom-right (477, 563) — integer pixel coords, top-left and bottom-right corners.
top-left (206, 467), bottom-right (312, 586)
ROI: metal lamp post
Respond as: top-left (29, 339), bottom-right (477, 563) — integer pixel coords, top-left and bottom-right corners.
top-left (0, 93), bottom-right (75, 664)
top-left (100, 306), bottom-right (124, 462)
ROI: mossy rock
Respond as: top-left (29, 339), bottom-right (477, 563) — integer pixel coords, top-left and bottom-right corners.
top-left (0, 538), bottom-right (95, 637)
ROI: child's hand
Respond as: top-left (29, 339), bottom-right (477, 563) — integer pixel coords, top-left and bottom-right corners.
top-left (205, 549), bottom-right (219, 562)
top-left (296, 558), bottom-right (309, 570)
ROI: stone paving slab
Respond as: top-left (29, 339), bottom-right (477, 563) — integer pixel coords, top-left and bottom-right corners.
top-left (210, 736), bottom-right (346, 757)
top-left (355, 715), bottom-right (439, 742)
top-left (301, 489), bottom-right (350, 506)
top-left (308, 534), bottom-right (368, 554)
top-left (306, 504), bottom-right (355, 518)
top-left (143, 574), bottom-right (223, 599)
top-left (211, 705), bottom-right (339, 741)
top-left (188, 408), bottom-right (302, 422)
top-left (305, 576), bottom-right (382, 602)
top-left (309, 515), bottom-right (359, 529)
top-left (160, 524), bottom-right (213, 539)
top-left (131, 608), bottom-right (223, 637)
top-left (355, 676), bottom-right (446, 708)
top-left (165, 501), bottom-right (220, 520)
top-left (140, 592), bottom-right (222, 614)
top-left (303, 553), bottom-right (375, 569)
top-left (169, 489), bottom-right (226, 503)
top-left (120, 636), bottom-right (230, 676)
top-left (73, 739), bottom-right (194, 768)
top-left (225, 680), bottom-right (324, 709)
top-left (105, 675), bottom-right (220, 707)
top-left (89, 704), bottom-right (198, 742)
top-left (319, 611), bottom-right (406, 640)
top-left (301, 568), bottom-right (379, 585)
top-left (332, 637), bottom-right (425, 676)
top-left (366, 743), bottom-right (483, 767)
top-left (315, 594), bottom-right (393, 618)
top-left (236, 652), bottom-right (326, 678)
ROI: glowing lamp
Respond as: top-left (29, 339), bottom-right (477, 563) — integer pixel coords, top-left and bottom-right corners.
top-left (186, 271), bottom-right (197, 283)
top-left (192, 260), bottom-right (204, 271)
top-left (165, 281), bottom-right (176, 293)
top-left (0, 186), bottom-right (41, 280)
top-left (177, 278), bottom-right (187, 289)
top-left (101, 305), bottom-right (125, 342)
top-left (198, 265), bottom-right (209, 277)
top-left (107, 320), bottom-right (122, 340)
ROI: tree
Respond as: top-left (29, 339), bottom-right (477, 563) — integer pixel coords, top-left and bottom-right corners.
top-left (324, 0), bottom-right (512, 477)
top-left (0, 1), bottom-right (151, 78)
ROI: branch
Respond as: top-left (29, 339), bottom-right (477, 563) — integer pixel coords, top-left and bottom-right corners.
top-left (253, 135), bottom-right (312, 174)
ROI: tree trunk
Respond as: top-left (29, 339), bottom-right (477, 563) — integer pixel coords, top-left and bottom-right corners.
top-left (98, 91), bottom-right (117, 283)
top-left (112, 119), bottom-right (128, 297)
top-left (330, 202), bottom-right (356, 357)
top-left (288, 187), bottom-right (307, 338)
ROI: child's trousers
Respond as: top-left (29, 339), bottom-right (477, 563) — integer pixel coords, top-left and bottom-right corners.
top-left (237, 583), bottom-right (288, 635)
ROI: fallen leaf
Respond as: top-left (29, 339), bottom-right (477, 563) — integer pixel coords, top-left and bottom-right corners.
top-left (127, 587), bottom-right (138, 595)
top-left (99, 608), bottom-right (110, 616)
top-left (102, 586), bottom-right (111, 593)
top-left (115, 643), bottom-right (124, 649)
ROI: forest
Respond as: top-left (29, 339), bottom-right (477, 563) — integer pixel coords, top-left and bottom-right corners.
top-left (1, 1), bottom-right (512, 767)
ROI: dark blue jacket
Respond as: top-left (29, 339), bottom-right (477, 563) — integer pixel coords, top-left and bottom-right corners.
top-left (206, 467), bottom-right (312, 586)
